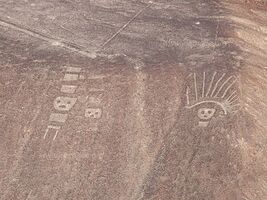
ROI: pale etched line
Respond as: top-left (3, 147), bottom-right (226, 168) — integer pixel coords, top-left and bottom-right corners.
top-left (210, 73), bottom-right (226, 97)
top-left (53, 130), bottom-right (59, 141)
top-left (4, 81), bottom-right (25, 108)
top-left (187, 73), bottom-right (193, 79)
top-left (214, 19), bottom-right (219, 45)
top-left (44, 126), bottom-right (60, 140)
top-left (61, 85), bottom-right (77, 94)
top-left (87, 75), bottom-right (106, 80)
top-left (66, 67), bottom-right (82, 73)
top-left (206, 72), bottom-right (217, 97)
top-left (231, 104), bottom-right (240, 107)
top-left (202, 72), bottom-right (206, 97)
top-left (0, 19), bottom-right (96, 59)
top-left (228, 95), bottom-right (238, 103)
top-left (229, 97), bottom-right (239, 105)
top-left (226, 91), bottom-right (237, 101)
top-left (229, 95), bottom-right (239, 103)
top-left (232, 110), bottom-right (239, 115)
top-left (99, 2), bottom-right (152, 50)
top-left (214, 76), bottom-right (234, 97)
top-left (82, 16), bottom-right (120, 29)
top-left (88, 88), bottom-right (105, 92)
top-left (63, 74), bottom-right (79, 81)
top-left (43, 130), bottom-right (48, 139)
top-left (43, 127), bottom-right (50, 139)
top-left (186, 86), bottom-right (190, 105)
top-left (194, 73), bottom-right (198, 101)
top-left (221, 78), bottom-right (237, 98)
top-left (198, 16), bottom-right (226, 20)
top-left (25, 190), bottom-right (32, 200)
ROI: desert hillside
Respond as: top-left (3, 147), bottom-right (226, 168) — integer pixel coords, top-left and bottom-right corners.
top-left (0, 1), bottom-right (266, 199)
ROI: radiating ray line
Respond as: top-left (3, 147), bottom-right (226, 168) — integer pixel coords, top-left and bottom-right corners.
top-left (210, 73), bottom-right (226, 97)
top-left (214, 76), bottom-right (233, 97)
top-left (229, 104), bottom-right (240, 115)
top-left (228, 95), bottom-right (238, 103)
top-left (229, 98), bottom-right (239, 104)
top-left (231, 104), bottom-right (240, 107)
top-left (194, 73), bottom-right (198, 101)
top-left (230, 105), bottom-right (239, 110)
top-left (186, 86), bottom-right (190, 105)
top-left (232, 109), bottom-right (239, 114)
top-left (229, 97), bottom-right (239, 105)
top-left (187, 73), bottom-right (193, 79)
top-left (202, 72), bottom-right (206, 97)
top-left (206, 72), bottom-right (217, 97)
top-left (226, 91), bottom-right (237, 101)
top-left (221, 78), bottom-right (237, 98)
top-left (231, 106), bottom-right (240, 113)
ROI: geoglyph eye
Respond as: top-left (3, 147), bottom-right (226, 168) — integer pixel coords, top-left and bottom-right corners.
top-left (54, 97), bottom-right (77, 111)
top-left (185, 72), bottom-right (240, 127)
top-left (197, 108), bottom-right (216, 120)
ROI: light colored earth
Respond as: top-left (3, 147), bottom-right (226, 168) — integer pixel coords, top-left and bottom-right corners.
top-left (0, 0), bottom-right (266, 199)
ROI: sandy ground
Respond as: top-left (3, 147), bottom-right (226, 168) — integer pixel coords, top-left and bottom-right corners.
top-left (0, 0), bottom-right (266, 199)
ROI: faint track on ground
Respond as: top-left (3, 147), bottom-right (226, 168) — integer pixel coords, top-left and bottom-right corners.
top-left (0, 18), bottom-right (97, 59)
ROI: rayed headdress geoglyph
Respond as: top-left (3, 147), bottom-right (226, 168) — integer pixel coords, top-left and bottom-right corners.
top-left (185, 71), bottom-right (240, 127)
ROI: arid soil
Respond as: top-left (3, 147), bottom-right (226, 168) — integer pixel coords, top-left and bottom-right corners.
top-left (0, 0), bottom-right (266, 200)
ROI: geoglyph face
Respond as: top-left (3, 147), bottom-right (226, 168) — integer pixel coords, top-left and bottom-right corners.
top-left (197, 108), bottom-right (216, 120)
top-left (54, 97), bottom-right (77, 111)
top-left (185, 71), bottom-right (239, 128)
top-left (197, 107), bottom-right (216, 127)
